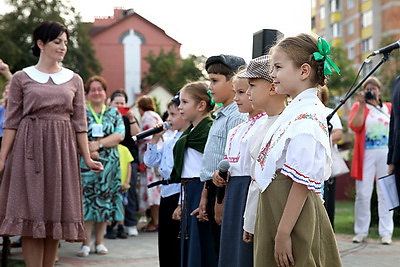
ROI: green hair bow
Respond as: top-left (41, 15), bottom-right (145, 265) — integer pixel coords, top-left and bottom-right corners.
top-left (313, 37), bottom-right (340, 75)
top-left (207, 90), bottom-right (223, 107)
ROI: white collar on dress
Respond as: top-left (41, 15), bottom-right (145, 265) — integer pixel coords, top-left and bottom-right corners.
top-left (23, 66), bottom-right (74, 85)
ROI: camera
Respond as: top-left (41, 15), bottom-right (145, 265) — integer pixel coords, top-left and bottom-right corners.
top-left (365, 90), bottom-right (375, 100)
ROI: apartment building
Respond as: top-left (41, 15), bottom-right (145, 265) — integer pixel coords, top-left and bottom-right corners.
top-left (311, 0), bottom-right (400, 71)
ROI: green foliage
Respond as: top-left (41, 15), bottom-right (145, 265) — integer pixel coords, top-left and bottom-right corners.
top-left (335, 201), bottom-right (400, 239)
top-left (326, 45), bottom-right (358, 104)
top-left (142, 48), bottom-right (206, 93)
top-left (377, 35), bottom-right (400, 102)
top-left (0, 0), bottom-right (102, 81)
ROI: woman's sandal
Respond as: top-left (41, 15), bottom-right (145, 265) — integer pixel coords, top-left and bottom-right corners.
top-left (142, 224), bottom-right (158, 232)
top-left (77, 245), bottom-right (90, 257)
top-left (95, 244), bottom-right (108, 255)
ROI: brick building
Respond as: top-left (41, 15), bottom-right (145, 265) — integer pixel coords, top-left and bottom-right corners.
top-left (89, 8), bottom-right (181, 106)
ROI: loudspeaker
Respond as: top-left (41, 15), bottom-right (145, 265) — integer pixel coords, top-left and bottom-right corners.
top-left (252, 29), bottom-right (283, 59)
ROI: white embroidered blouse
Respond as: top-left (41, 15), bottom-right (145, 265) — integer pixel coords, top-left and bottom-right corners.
top-left (224, 112), bottom-right (267, 177)
top-left (254, 88), bottom-right (332, 194)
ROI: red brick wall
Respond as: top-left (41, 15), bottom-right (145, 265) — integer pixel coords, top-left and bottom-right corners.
top-left (90, 10), bottom-right (181, 97)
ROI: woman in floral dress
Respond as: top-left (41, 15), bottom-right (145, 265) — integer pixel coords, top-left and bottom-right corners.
top-left (136, 95), bottom-right (163, 232)
top-left (78, 75), bottom-right (125, 257)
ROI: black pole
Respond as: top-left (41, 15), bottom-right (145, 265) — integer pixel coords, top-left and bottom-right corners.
top-left (327, 53), bottom-right (390, 127)
top-left (1, 237), bottom-right (10, 267)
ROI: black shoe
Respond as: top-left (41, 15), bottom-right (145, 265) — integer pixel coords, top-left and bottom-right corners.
top-left (117, 224), bottom-right (128, 239)
top-left (105, 226), bottom-right (117, 239)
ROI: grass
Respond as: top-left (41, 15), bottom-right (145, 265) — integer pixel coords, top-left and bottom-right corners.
top-left (334, 201), bottom-right (400, 240)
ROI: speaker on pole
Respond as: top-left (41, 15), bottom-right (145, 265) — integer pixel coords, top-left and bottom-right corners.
top-left (252, 29), bottom-right (283, 59)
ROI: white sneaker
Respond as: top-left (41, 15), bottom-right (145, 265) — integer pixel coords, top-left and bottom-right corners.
top-left (128, 226), bottom-right (139, 236)
top-left (352, 235), bottom-right (365, 243)
top-left (381, 236), bottom-right (392, 245)
top-left (139, 216), bottom-right (147, 223)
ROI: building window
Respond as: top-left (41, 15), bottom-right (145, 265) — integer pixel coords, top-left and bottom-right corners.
top-left (361, 38), bottom-right (373, 54)
top-left (348, 21), bottom-right (354, 35)
top-left (331, 0), bottom-right (340, 12)
top-left (348, 0), bottom-right (354, 9)
top-left (320, 5), bottom-right (325, 20)
top-left (348, 46), bottom-right (355, 59)
top-left (311, 16), bottom-right (316, 29)
top-left (361, 10), bottom-right (373, 28)
top-left (332, 22), bottom-right (342, 37)
top-left (311, 0), bottom-right (316, 8)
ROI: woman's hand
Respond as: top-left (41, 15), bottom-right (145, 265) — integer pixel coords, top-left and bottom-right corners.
top-left (85, 158), bottom-right (103, 173)
top-left (126, 109), bottom-right (134, 122)
top-left (88, 140), bottom-right (99, 152)
top-left (355, 91), bottom-right (366, 105)
top-left (90, 151), bottom-right (100, 160)
top-left (172, 205), bottom-right (182, 221)
top-left (274, 231), bottom-right (295, 267)
top-left (0, 59), bottom-right (12, 80)
top-left (243, 230), bottom-right (254, 243)
top-left (388, 163), bottom-right (395, 175)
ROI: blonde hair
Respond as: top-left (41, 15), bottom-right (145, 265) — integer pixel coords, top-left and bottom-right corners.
top-left (232, 68), bottom-right (247, 84)
top-left (317, 85), bottom-right (330, 105)
top-left (181, 81), bottom-right (215, 113)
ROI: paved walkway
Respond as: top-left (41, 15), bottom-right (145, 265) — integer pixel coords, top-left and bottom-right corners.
top-left (4, 233), bottom-right (400, 266)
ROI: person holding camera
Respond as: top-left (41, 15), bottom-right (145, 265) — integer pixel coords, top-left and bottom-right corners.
top-left (349, 76), bottom-right (393, 245)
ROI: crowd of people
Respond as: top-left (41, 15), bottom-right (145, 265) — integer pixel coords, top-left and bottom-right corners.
top-left (0, 20), bottom-right (399, 267)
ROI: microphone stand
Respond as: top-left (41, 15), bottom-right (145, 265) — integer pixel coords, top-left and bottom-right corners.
top-left (327, 52), bottom-right (390, 134)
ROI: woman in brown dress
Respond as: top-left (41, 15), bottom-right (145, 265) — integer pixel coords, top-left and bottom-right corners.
top-left (0, 21), bottom-right (103, 267)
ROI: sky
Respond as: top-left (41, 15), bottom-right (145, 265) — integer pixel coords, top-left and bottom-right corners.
top-left (0, 0), bottom-right (311, 62)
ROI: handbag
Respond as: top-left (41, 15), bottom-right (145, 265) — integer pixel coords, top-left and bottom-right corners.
top-left (331, 145), bottom-right (349, 177)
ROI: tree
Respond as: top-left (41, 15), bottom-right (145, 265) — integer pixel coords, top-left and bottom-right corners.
top-left (377, 34), bottom-right (400, 102)
top-left (0, 0), bottom-right (101, 81)
top-left (326, 45), bottom-right (357, 106)
top-left (142, 48), bottom-right (206, 93)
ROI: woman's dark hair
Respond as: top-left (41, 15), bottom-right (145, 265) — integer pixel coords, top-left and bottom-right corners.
top-left (110, 89), bottom-right (128, 103)
top-left (85, 75), bottom-right (108, 94)
top-left (31, 21), bottom-right (69, 57)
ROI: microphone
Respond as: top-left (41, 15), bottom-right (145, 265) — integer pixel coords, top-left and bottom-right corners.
top-left (216, 159), bottom-right (230, 204)
top-left (132, 122), bottom-right (170, 142)
top-left (370, 40), bottom-right (400, 56)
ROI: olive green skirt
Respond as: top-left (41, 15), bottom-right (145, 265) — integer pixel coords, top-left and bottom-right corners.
top-left (254, 173), bottom-right (342, 267)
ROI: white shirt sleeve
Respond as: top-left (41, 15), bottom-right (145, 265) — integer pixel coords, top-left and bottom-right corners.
top-left (330, 112), bottom-right (343, 130)
top-left (280, 134), bottom-right (326, 194)
top-left (243, 180), bottom-right (260, 234)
